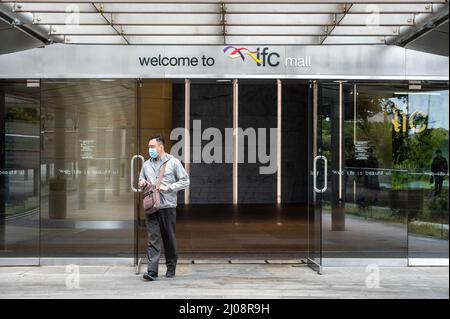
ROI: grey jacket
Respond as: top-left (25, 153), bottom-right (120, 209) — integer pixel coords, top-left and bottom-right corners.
top-left (139, 153), bottom-right (190, 209)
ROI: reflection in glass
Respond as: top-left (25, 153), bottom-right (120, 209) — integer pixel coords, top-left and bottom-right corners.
top-left (319, 82), bottom-right (449, 260)
top-left (40, 80), bottom-right (136, 257)
top-left (0, 81), bottom-right (40, 259)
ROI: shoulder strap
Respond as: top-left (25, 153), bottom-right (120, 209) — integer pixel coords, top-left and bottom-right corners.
top-left (156, 157), bottom-right (170, 188)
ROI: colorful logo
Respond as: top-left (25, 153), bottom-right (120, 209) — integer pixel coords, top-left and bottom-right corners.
top-left (223, 46), bottom-right (280, 67)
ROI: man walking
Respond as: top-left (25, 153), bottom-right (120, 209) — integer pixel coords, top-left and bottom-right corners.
top-left (138, 135), bottom-right (190, 281)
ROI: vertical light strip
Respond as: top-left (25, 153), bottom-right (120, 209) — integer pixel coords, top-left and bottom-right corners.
top-left (353, 84), bottom-right (357, 142)
top-left (276, 79), bottom-right (282, 205)
top-left (232, 79), bottom-right (239, 204)
top-left (312, 81), bottom-right (318, 204)
top-left (339, 81), bottom-right (343, 200)
top-left (184, 79), bottom-right (190, 204)
top-left (313, 81), bottom-right (317, 162)
top-left (353, 83), bottom-right (357, 203)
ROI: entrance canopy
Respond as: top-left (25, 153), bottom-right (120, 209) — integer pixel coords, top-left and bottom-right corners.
top-left (0, 0), bottom-right (448, 48)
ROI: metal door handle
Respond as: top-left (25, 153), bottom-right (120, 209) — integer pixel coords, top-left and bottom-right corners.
top-left (131, 155), bottom-right (145, 192)
top-left (313, 155), bottom-right (327, 193)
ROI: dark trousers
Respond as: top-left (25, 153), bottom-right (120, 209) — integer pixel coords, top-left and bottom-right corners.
top-left (144, 207), bottom-right (178, 274)
top-left (434, 175), bottom-right (444, 196)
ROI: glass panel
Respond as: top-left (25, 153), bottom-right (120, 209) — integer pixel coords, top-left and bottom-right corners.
top-left (331, 26), bottom-right (399, 36)
top-left (122, 25), bottom-right (222, 35)
top-left (227, 26), bottom-right (325, 35)
top-left (0, 80), bottom-right (40, 260)
top-left (342, 83), bottom-right (409, 259)
top-left (129, 36), bottom-right (224, 45)
top-left (350, 4), bottom-right (432, 13)
top-left (282, 80), bottom-right (310, 260)
top-left (309, 82), bottom-right (338, 270)
top-left (227, 36), bottom-right (318, 45)
top-left (136, 79), bottom-right (185, 262)
top-left (227, 14), bottom-right (333, 25)
top-left (40, 79), bottom-right (136, 257)
top-left (322, 36), bottom-right (385, 45)
top-left (227, 3), bottom-right (344, 13)
top-left (402, 83), bottom-right (449, 260)
top-left (340, 14), bottom-right (415, 25)
top-left (313, 81), bottom-right (449, 264)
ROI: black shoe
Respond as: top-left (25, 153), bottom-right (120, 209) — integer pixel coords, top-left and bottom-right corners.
top-left (143, 271), bottom-right (158, 281)
top-left (165, 272), bottom-right (175, 278)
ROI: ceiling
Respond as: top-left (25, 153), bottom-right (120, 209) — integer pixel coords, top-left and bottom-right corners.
top-left (0, 1), bottom-right (448, 53)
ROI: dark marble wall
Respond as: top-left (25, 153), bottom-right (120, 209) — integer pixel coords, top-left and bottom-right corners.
top-left (189, 83), bottom-right (233, 204)
top-left (170, 81), bottom-right (309, 205)
top-left (281, 82), bottom-right (309, 203)
top-left (238, 81), bottom-right (277, 203)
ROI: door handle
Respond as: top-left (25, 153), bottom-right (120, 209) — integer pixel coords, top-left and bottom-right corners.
top-left (131, 155), bottom-right (145, 193)
top-left (313, 155), bottom-right (327, 193)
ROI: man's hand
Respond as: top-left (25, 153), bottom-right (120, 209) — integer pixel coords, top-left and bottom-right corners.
top-left (138, 180), bottom-right (148, 189)
top-left (158, 185), bottom-right (169, 192)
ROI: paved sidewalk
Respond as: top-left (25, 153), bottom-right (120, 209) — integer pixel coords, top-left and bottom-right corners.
top-left (0, 264), bottom-right (448, 299)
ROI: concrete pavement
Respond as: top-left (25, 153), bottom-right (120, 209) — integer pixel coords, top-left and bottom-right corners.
top-left (0, 263), bottom-right (448, 299)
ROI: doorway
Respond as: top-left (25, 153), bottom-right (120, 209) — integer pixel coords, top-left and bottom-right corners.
top-left (312, 80), bottom-right (449, 268)
top-left (132, 79), bottom-right (311, 268)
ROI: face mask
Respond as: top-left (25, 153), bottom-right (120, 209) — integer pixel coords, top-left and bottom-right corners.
top-left (149, 148), bottom-right (159, 159)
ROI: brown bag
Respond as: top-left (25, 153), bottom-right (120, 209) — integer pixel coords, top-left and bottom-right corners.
top-left (142, 160), bottom-right (169, 215)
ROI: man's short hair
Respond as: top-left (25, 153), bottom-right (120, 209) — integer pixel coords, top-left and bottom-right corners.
top-left (436, 149), bottom-right (442, 155)
top-left (149, 135), bottom-right (165, 146)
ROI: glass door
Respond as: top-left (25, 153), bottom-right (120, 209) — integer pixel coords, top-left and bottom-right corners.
top-left (0, 80), bottom-right (40, 265)
top-left (401, 84), bottom-right (449, 265)
top-left (39, 79), bottom-right (136, 258)
top-left (133, 79), bottom-right (180, 273)
top-left (308, 81), bottom-right (344, 273)
top-left (307, 81), bottom-right (326, 274)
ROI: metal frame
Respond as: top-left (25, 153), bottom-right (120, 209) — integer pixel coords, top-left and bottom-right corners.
top-left (0, 1), bottom-right (446, 45)
top-left (184, 79), bottom-right (191, 204)
top-left (276, 79), bottom-right (282, 204)
top-left (232, 78), bottom-right (239, 204)
top-left (306, 80), bottom-right (323, 275)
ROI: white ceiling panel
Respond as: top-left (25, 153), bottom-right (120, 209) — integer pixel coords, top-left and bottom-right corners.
top-left (0, 1), bottom-right (446, 45)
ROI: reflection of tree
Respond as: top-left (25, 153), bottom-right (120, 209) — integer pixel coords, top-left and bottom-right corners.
top-left (357, 94), bottom-right (449, 185)
top-left (403, 128), bottom-right (448, 169)
top-left (6, 107), bottom-right (39, 122)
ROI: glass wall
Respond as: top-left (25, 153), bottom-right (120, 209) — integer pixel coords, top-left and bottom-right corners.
top-left (1, 78), bottom-right (447, 263)
top-left (0, 80), bottom-right (40, 260)
top-left (318, 81), bottom-right (449, 261)
top-left (40, 80), bottom-right (136, 257)
top-left (398, 84), bottom-right (449, 260)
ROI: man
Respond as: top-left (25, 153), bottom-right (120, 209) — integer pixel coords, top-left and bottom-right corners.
top-left (138, 135), bottom-right (190, 281)
top-left (431, 149), bottom-right (448, 197)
